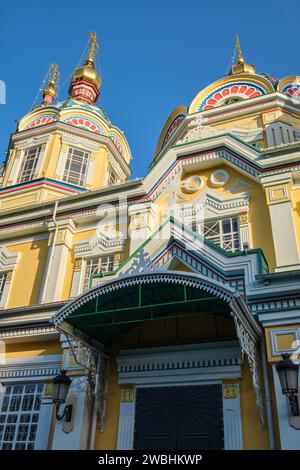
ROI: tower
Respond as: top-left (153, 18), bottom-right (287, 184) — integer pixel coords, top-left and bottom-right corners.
top-left (0, 33), bottom-right (132, 211)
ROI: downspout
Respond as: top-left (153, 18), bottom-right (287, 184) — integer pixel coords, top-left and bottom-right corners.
top-left (261, 336), bottom-right (276, 449)
top-left (40, 200), bottom-right (59, 303)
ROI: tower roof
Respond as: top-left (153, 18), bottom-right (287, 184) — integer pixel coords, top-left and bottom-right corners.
top-left (69, 32), bottom-right (102, 104)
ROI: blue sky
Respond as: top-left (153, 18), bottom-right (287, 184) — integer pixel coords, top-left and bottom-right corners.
top-left (1, 0), bottom-right (299, 178)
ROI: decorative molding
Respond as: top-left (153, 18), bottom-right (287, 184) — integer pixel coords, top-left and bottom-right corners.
top-left (223, 383), bottom-right (239, 399)
top-left (0, 354), bottom-right (62, 381)
top-left (74, 231), bottom-right (125, 256)
top-left (13, 132), bottom-right (54, 150)
top-left (270, 328), bottom-right (300, 356)
top-left (210, 169), bottom-right (230, 187)
top-left (0, 246), bottom-right (20, 271)
top-left (60, 131), bottom-right (103, 152)
top-left (181, 175), bottom-right (203, 193)
top-left (0, 325), bottom-right (58, 340)
top-left (117, 342), bottom-right (242, 385)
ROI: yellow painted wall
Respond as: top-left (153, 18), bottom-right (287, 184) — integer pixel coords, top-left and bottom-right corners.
top-left (239, 358), bottom-right (269, 449)
top-left (4, 340), bottom-right (61, 358)
top-left (291, 187), bottom-right (300, 252)
top-left (7, 239), bottom-right (49, 307)
top-left (94, 358), bottom-right (121, 450)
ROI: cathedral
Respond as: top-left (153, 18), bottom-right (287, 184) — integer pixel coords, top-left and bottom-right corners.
top-left (0, 33), bottom-right (300, 450)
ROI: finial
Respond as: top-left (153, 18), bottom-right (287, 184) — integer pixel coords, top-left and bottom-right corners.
top-left (236, 35), bottom-right (244, 65)
top-left (69, 32), bottom-right (101, 104)
top-left (42, 63), bottom-right (59, 105)
top-left (86, 31), bottom-right (99, 65)
top-left (230, 35), bottom-right (256, 75)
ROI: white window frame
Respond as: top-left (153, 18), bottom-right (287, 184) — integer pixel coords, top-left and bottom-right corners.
top-left (0, 272), bottom-right (7, 303)
top-left (62, 147), bottom-right (90, 187)
top-left (0, 382), bottom-right (44, 450)
top-left (107, 166), bottom-right (120, 186)
top-left (193, 216), bottom-right (241, 252)
top-left (17, 146), bottom-right (41, 183)
top-left (83, 255), bottom-right (115, 291)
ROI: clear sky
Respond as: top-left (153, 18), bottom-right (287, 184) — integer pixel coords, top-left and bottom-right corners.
top-left (1, 0), bottom-right (299, 178)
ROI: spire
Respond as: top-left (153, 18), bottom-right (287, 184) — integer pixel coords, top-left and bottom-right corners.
top-left (230, 35), bottom-right (256, 75)
top-left (42, 63), bottom-right (59, 105)
top-left (69, 32), bottom-right (102, 105)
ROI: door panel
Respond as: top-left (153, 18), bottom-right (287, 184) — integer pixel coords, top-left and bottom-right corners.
top-left (134, 385), bottom-right (224, 450)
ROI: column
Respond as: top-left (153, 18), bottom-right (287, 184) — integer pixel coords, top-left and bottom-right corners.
top-left (40, 219), bottom-right (75, 303)
top-left (128, 203), bottom-right (157, 255)
top-left (222, 382), bottom-right (243, 450)
top-left (35, 381), bottom-right (53, 450)
top-left (117, 386), bottom-right (136, 450)
top-left (262, 176), bottom-right (300, 272)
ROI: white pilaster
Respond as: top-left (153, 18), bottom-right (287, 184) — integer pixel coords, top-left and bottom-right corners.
top-left (268, 201), bottom-right (300, 270)
top-left (40, 220), bottom-right (75, 303)
top-left (262, 176), bottom-right (300, 271)
top-left (117, 388), bottom-right (136, 450)
top-left (128, 203), bottom-right (157, 255)
top-left (35, 396), bottom-right (53, 449)
top-left (222, 383), bottom-right (243, 450)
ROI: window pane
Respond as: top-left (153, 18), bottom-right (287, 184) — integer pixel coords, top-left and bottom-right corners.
top-left (0, 383), bottom-right (43, 450)
top-left (17, 147), bottom-right (41, 183)
top-left (62, 147), bottom-right (89, 186)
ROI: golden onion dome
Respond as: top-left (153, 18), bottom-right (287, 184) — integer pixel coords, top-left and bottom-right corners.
top-left (43, 80), bottom-right (57, 99)
top-left (72, 59), bottom-right (102, 89)
top-left (42, 63), bottom-right (58, 104)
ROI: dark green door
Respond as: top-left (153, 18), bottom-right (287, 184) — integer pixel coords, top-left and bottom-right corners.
top-left (134, 385), bottom-right (224, 450)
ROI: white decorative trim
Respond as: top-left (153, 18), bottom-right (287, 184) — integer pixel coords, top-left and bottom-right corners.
top-left (0, 247), bottom-right (20, 309)
top-left (13, 132), bottom-right (53, 150)
top-left (0, 246), bottom-right (20, 271)
top-left (181, 175), bottom-right (203, 193)
top-left (270, 328), bottom-right (300, 356)
top-left (0, 326), bottom-right (57, 340)
top-left (74, 232), bottom-right (124, 256)
top-left (0, 354), bottom-right (62, 382)
top-left (210, 170), bottom-right (230, 187)
top-left (60, 132), bottom-right (103, 152)
top-left (117, 342), bottom-right (242, 385)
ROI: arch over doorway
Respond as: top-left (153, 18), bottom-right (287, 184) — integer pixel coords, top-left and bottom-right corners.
top-left (52, 255), bottom-right (264, 425)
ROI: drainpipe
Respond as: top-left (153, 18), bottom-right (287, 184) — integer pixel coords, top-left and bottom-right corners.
top-left (261, 336), bottom-right (276, 449)
top-left (39, 200), bottom-right (59, 303)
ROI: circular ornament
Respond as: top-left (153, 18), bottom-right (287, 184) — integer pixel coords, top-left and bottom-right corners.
top-left (210, 170), bottom-right (230, 187)
top-left (182, 175), bottom-right (202, 193)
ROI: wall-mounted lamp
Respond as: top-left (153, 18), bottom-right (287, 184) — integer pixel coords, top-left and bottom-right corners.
top-left (53, 369), bottom-right (73, 421)
top-left (276, 354), bottom-right (299, 416)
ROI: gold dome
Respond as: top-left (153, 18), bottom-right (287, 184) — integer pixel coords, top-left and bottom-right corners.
top-left (42, 63), bottom-right (58, 104)
top-left (71, 32), bottom-right (101, 90)
top-left (72, 60), bottom-right (102, 89)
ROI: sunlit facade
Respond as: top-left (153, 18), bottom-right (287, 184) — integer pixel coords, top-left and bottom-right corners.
top-left (0, 34), bottom-right (300, 450)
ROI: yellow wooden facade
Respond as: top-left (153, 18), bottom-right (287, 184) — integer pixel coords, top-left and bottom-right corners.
top-left (0, 35), bottom-right (300, 450)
